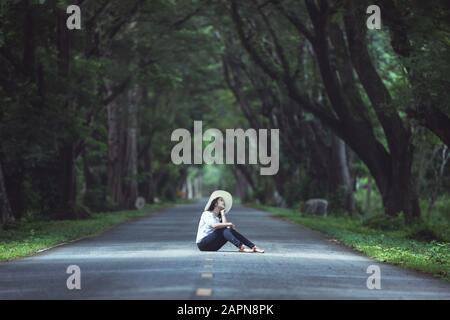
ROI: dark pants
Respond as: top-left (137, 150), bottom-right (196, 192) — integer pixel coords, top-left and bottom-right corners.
top-left (197, 228), bottom-right (255, 251)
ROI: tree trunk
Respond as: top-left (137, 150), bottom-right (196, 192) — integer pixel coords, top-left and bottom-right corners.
top-left (331, 135), bottom-right (356, 215)
top-left (54, 7), bottom-right (77, 219)
top-left (0, 160), bottom-right (13, 227)
top-left (107, 86), bottom-right (140, 209)
top-left (122, 87), bottom-right (139, 208)
top-left (343, 5), bottom-right (421, 221)
top-left (141, 148), bottom-right (155, 204)
top-left (107, 88), bottom-right (123, 208)
top-left (23, 0), bottom-right (35, 81)
top-left (426, 146), bottom-right (449, 217)
top-left (187, 176), bottom-right (193, 199)
top-left (235, 164), bottom-right (256, 193)
top-left (365, 175), bottom-right (372, 214)
top-left (232, 167), bottom-right (251, 200)
top-left (3, 164), bottom-right (25, 220)
top-left (82, 148), bottom-right (105, 211)
top-left (55, 142), bottom-right (77, 219)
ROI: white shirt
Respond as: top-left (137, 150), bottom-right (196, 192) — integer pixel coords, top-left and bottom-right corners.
top-left (196, 211), bottom-right (221, 243)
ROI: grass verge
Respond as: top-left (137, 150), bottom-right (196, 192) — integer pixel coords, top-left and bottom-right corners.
top-left (248, 203), bottom-right (450, 282)
top-left (0, 202), bottom-right (173, 262)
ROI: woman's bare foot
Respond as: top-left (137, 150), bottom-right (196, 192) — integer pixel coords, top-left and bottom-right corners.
top-left (252, 246), bottom-right (265, 253)
top-left (239, 245), bottom-right (253, 253)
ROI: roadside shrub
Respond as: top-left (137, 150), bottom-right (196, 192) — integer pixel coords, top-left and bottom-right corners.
top-left (407, 224), bottom-right (444, 242)
top-left (362, 213), bottom-right (405, 231)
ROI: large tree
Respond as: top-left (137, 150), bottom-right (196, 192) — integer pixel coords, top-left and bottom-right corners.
top-left (228, 0), bottom-right (422, 220)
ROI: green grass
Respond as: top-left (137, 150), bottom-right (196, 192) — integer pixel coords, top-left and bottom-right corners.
top-left (0, 202), bottom-right (172, 262)
top-left (248, 204), bottom-right (450, 282)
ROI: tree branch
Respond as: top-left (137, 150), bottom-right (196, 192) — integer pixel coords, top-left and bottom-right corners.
top-left (270, 0), bottom-right (314, 42)
top-left (253, 0), bottom-right (292, 79)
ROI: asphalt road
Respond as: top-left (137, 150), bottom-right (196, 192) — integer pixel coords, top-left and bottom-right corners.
top-left (0, 200), bottom-right (449, 300)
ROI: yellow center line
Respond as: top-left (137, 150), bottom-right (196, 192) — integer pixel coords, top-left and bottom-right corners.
top-left (196, 288), bottom-right (212, 297)
top-left (201, 272), bottom-right (213, 279)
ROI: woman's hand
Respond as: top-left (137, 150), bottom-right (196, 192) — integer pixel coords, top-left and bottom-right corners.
top-left (226, 222), bottom-right (235, 229)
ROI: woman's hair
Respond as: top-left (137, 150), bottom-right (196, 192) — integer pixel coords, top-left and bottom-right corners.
top-left (207, 197), bottom-right (220, 211)
top-left (207, 197), bottom-right (223, 222)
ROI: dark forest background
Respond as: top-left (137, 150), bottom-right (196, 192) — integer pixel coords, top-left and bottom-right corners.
top-left (0, 0), bottom-right (449, 236)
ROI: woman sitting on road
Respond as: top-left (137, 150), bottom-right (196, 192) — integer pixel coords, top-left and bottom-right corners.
top-left (196, 190), bottom-right (264, 253)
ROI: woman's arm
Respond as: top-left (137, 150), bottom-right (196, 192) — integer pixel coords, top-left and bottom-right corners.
top-left (220, 210), bottom-right (228, 223)
top-left (212, 222), bottom-right (233, 229)
top-left (216, 210), bottom-right (234, 229)
top-left (203, 211), bottom-right (233, 229)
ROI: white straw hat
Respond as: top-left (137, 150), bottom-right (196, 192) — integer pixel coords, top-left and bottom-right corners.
top-left (204, 190), bottom-right (233, 214)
